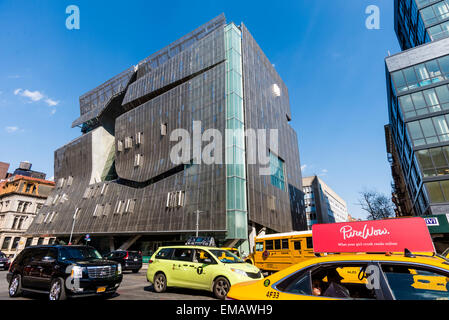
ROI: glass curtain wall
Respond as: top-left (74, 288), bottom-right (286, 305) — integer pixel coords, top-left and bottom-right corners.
top-left (225, 23), bottom-right (248, 240)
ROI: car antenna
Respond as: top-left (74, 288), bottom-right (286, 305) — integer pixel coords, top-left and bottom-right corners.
top-left (404, 248), bottom-right (416, 258)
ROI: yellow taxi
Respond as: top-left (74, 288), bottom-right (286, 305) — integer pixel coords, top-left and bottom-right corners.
top-left (146, 245), bottom-right (263, 299)
top-left (226, 252), bottom-right (449, 300)
top-left (227, 218), bottom-right (449, 300)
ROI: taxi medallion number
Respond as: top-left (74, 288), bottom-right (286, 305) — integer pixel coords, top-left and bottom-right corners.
top-left (266, 291), bottom-right (280, 299)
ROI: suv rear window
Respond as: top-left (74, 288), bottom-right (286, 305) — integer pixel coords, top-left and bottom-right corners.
top-left (128, 252), bottom-right (141, 259)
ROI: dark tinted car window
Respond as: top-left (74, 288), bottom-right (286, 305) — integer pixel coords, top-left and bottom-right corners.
top-left (172, 248), bottom-right (193, 262)
top-left (16, 249), bottom-right (33, 265)
top-left (59, 247), bottom-right (102, 261)
top-left (382, 264), bottom-right (449, 300)
top-left (155, 248), bottom-right (174, 260)
top-left (0, 252), bottom-right (6, 258)
top-left (31, 248), bottom-right (48, 261)
top-left (45, 248), bottom-right (58, 259)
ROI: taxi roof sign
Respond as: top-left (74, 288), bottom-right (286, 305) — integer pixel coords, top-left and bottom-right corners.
top-left (312, 217), bottom-right (435, 254)
top-left (185, 237), bottom-right (216, 247)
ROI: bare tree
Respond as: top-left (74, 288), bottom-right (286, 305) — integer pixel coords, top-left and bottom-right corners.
top-left (358, 189), bottom-right (395, 220)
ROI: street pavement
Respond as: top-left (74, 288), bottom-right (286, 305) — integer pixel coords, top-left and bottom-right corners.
top-left (0, 269), bottom-right (216, 300)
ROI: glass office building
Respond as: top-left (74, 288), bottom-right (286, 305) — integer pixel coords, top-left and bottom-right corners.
top-left (387, 1), bottom-right (449, 217)
top-left (26, 14), bottom-right (305, 254)
top-left (395, 0), bottom-right (449, 50)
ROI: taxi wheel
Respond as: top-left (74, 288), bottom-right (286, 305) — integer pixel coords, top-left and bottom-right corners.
top-left (213, 277), bottom-right (230, 300)
top-left (153, 273), bottom-right (167, 293)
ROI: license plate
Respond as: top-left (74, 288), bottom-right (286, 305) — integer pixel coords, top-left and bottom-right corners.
top-left (134, 258), bottom-right (138, 261)
top-left (0, 264), bottom-right (3, 267)
top-left (97, 287), bottom-right (106, 293)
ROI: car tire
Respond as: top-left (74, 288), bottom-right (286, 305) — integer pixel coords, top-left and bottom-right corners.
top-left (153, 272), bottom-right (167, 293)
top-left (9, 274), bottom-right (22, 298)
top-left (49, 277), bottom-right (67, 301)
top-left (213, 276), bottom-right (230, 300)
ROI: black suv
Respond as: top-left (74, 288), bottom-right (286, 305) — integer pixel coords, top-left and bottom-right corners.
top-left (104, 250), bottom-right (142, 273)
top-left (6, 245), bottom-right (123, 300)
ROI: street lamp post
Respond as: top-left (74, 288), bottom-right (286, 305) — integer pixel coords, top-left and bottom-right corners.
top-left (68, 208), bottom-right (79, 245)
top-left (194, 210), bottom-right (204, 237)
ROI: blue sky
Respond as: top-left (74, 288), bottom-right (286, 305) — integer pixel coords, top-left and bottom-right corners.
top-left (0, 0), bottom-right (400, 219)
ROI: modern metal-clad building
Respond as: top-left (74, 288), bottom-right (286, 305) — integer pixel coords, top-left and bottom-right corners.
top-left (26, 14), bottom-right (305, 255)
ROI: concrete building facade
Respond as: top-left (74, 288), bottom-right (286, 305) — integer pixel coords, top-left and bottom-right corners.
top-left (0, 174), bottom-right (55, 256)
top-left (302, 176), bottom-right (349, 230)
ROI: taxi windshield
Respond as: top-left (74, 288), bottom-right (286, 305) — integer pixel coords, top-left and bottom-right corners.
top-left (210, 250), bottom-right (243, 264)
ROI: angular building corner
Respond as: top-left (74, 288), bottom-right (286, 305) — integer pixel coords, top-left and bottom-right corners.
top-left (26, 14), bottom-right (306, 256)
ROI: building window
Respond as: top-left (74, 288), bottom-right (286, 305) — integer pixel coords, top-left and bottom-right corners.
top-left (424, 181), bottom-right (449, 203)
top-left (17, 217), bottom-right (25, 230)
top-left (114, 200), bottom-right (125, 214)
top-left (408, 114), bottom-right (449, 146)
top-left (134, 154), bottom-right (143, 167)
top-left (25, 238), bottom-right (33, 248)
top-left (124, 137), bottom-right (133, 149)
top-left (268, 196), bottom-right (276, 211)
top-left (35, 203), bottom-right (43, 214)
top-left (124, 199), bottom-right (136, 214)
top-left (117, 140), bottom-right (123, 152)
top-left (67, 176), bottom-right (74, 186)
top-left (1, 237), bottom-right (11, 250)
top-left (93, 204), bottom-right (104, 217)
top-left (57, 178), bottom-right (65, 188)
top-left (416, 146), bottom-right (449, 177)
top-left (103, 203), bottom-right (112, 216)
top-left (161, 123), bottom-right (167, 136)
top-left (11, 237), bottom-right (20, 251)
top-left (100, 184), bottom-right (109, 196)
top-left (270, 152), bottom-right (286, 191)
top-left (399, 84), bottom-right (449, 119)
top-left (48, 212), bottom-right (57, 223)
top-left (391, 55), bottom-right (449, 94)
top-left (166, 191), bottom-right (185, 208)
top-left (420, 1), bottom-right (449, 26)
top-left (136, 132), bottom-right (143, 145)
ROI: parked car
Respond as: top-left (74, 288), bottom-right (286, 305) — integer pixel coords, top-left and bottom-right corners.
top-left (104, 250), bottom-right (142, 273)
top-left (146, 245), bottom-right (263, 299)
top-left (0, 252), bottom-right (10, 271)
top-left (6, 245), bottom-right (123, 300)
